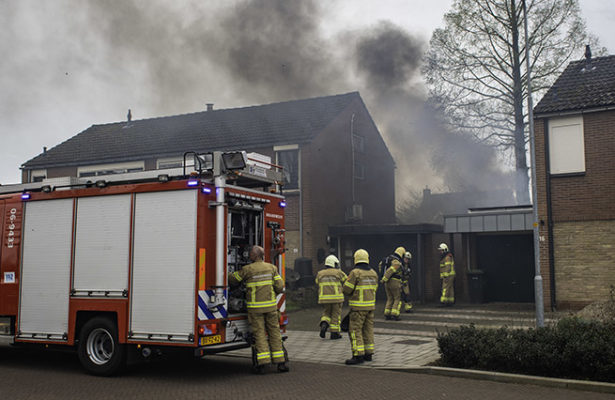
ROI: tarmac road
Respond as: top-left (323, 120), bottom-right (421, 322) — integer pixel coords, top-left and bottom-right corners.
top-left (1, 346), bottom-right (613, 400)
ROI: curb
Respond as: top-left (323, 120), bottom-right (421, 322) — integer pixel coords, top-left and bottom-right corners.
top-left (378, 366), bottom-right (615, 394)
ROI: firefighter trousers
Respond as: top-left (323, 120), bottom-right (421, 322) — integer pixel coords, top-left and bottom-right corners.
top-left (320, 302), bottom-right (343, 332)
top-left (248, 310), bottom-right (285, 366)
top-left (402, 283), bottom-right (413, 311)
top-left (441, 276), bottom-right (455, 304)
top-left (384, 280), bottom-right (402, 317)
top-left (348, 310), bottom-right (374, 357)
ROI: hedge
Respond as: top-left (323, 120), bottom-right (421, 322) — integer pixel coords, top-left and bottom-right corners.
top-left (436, 317), bottom-right (615, 383)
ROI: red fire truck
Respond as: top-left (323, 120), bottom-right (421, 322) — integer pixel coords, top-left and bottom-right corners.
top-left (0, 151), bottom-right (287, 375)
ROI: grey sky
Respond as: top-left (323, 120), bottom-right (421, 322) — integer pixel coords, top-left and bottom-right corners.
top-left (0, 0), bottom-right (612, 188)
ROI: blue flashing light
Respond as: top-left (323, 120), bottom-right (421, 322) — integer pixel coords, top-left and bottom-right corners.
top-left (187, 179), bottom-right (199, 187)
top-left (279, 201), bottom-right (287, 208)
top-left (21, 192), bottom-right (31, 200)
top-left (201, 187), bottom-right (212, 194)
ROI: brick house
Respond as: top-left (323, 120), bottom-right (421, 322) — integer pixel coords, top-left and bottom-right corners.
top-left (20, 92), bottom-right (396, 272)
top-left (534, 51), bottom-right (615, 310)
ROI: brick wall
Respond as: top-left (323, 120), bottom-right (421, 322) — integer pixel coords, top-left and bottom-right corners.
top-left (535, 109), bottom-right (615, 310)
top-left (553, 220), bottom-right (615, 309)
top-left (301, 98), bottom-right (396, 274)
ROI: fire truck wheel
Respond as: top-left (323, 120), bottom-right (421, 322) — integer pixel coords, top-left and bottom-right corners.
top-left (77, 316), bottom-right (126, 376)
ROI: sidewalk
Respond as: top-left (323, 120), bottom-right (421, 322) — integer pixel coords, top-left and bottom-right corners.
top-left (223, 303), bottom-right (615, 394)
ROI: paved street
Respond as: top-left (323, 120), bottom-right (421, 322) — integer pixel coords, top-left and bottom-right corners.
top-left (2, 303), bottom-right (614, 398)
top-left (1, 346), bottom-right (614, 399)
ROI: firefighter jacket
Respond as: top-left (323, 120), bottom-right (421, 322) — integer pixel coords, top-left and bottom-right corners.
top-left (229, 260), bottom-right (284, 313)
top-left (439, 253), bottom-right (456, 279)
top-left (343, 264), bottom-right (378, 311)
top-left (381, 257), bottom-right (402, 283)
top-left (315, 267), bottom-right (347, 304)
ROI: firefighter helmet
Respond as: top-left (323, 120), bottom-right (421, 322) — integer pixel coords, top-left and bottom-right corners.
top-left (325, 254), bottom-right (340, 269)
top-left (394, 246), bottom-right (406, 259)
top-left (404, 251), bottom-right (412, 260)
top-left (437, 243), bottom-right (449, 252)
top-left (354, 249), bottom-right (369, 265)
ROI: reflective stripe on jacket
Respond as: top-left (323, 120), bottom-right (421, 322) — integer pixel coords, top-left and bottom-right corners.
top-left (315, 268), bottom-right (347, 304)
top-left (439, 253), bottom-right (456, 278)
top-left (381, 258), bottom-right (402, 283)
top-left (343, 267), bottom-right (378, 310)
top-left (229, 260), bottom-right (284, 313)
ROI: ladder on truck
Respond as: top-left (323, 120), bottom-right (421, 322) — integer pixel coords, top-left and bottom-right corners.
top-left (0, 151), bottom-right (284, 194)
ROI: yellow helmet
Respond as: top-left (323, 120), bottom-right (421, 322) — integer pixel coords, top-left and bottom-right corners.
top-left (325, 254), bottom-right (340, 269)
top-left (353, 249), bottom-right (369, 265)
top-left (394, 246), bottom-right (406, 258)
top-left (437, 243), bottom-right (449, 252)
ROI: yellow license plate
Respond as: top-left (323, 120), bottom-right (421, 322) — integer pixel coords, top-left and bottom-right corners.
top-left (200, 335), bottom-right (222, 346)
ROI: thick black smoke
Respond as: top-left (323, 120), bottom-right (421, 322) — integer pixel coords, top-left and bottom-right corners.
top-left (214, 0), bottom-right (344, 101)
top-left (2, 0), bottom-right (515, 207)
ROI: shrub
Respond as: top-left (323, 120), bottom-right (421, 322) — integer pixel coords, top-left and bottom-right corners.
top-left (437, 317), bottom-right (615, 383)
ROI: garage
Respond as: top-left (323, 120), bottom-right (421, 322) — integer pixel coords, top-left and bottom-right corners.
top-left (444, 206), bottom-right (535, 303)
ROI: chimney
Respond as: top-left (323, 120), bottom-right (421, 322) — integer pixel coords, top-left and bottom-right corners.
top-left (127, 109), bottom-right (132, 122)
top-left (585, 44), bottom-right (592, 61)
top-left (423, 186), bottom-right (431, 200)
top-left (206, 103), bottom-right (214, 111)
top-left (43, 146), bottom-right (47, 154)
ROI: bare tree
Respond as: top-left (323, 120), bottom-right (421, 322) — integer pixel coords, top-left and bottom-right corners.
top-left (423, 0), bottom-right (600, 203)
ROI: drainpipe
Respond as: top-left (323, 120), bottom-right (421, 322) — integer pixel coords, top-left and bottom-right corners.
top-left (350, 113), bottom-right (356, 204)
top-left (543, 119), bottom-right (557, 310)
top-left (299, 150), bottom-right (303, 255)
top-left (416, 233), bottom-right (423, 302)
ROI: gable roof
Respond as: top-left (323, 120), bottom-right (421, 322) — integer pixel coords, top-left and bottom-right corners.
top-left (534, 54), bottom-right (615, 115)
top-left (23, 92), bottom-right (362, 169)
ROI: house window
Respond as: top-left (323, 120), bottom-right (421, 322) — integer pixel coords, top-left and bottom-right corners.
top-left (157, 157), bottom-right (184, 169)
top-left (77, 161), bottom-right (145, 178)
top-left (548, 116), bottom-right (585, 174)
top-left (30, 169), bottom-right (47, 183)
top-left (353, 134), bottom-right (365, 153)
top-left (275, 145), bottom-right (300, 190)
top-left (354, 161), bottom-right (365, 180)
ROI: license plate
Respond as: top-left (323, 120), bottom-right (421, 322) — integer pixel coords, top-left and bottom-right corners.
top-left (200, 335), bottom-right (222, 346)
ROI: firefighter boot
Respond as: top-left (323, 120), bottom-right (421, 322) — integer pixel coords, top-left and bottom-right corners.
top-left (277, 362), bottom-right (290, 373)
top-left (330, 332), bottom-right (342, 340)
top-left (319, 321), bottom-right (329, 338)
top-left (252, 365), bottom-right (266, 375)
top-left (363, 354), bottom-right (373, 362)
top-left (392, 315), bottom-right (401, 321)
top-left (345, 355), bottom-right (364, 365)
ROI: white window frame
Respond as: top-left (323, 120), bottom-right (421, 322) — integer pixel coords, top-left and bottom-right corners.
top-left (77, 161), bottom-right (144, 177)
top-left (274, 145), bottom-right (300, 191)
top-left (548, 116), bottom-right (585, 175)
top-left (156, 157), bottom-right (184, 170)
top-left (30, 169), bottom-right (47, 183)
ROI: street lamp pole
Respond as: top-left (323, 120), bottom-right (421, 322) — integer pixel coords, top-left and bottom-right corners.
top-left (522, 0), bottom-right (544, 327)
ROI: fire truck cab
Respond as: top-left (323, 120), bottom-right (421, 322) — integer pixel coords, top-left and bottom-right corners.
top-left (0, 151), bottom-right (287, 375)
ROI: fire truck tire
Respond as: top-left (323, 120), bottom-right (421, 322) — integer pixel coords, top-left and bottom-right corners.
top-left (77, 316), bottom-right (126, 376)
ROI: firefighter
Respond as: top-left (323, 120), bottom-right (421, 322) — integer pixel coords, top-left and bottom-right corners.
top-left (381, 246), bottom-right (405, 321)
top-left (229, 245), bottom-right (289, 374)
top-left (401, 251), bottom-right (413, 313)
top-left (343, 249), bottom-right (378, 365)
top-left (315, 254), bottom-right (347, 339)
top-left (438, 243), bottom-right (455, 306)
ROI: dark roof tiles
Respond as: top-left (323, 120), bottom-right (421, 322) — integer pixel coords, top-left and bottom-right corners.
top-left (23, 92), bottom-right (360, 168)
top-left (534, 55), bottom-right (615, 114)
